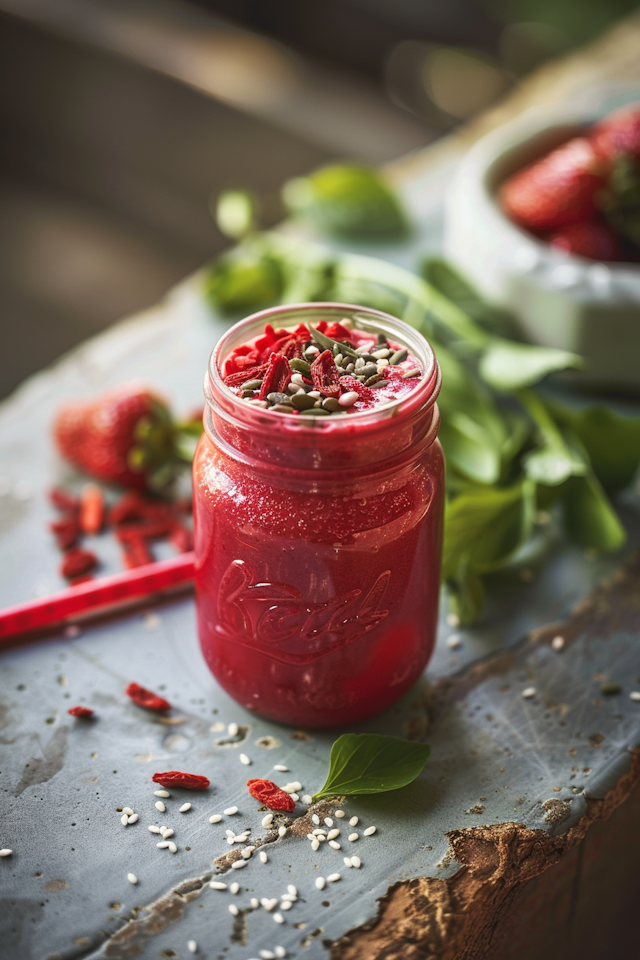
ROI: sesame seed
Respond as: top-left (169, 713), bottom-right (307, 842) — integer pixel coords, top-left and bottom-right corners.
top-left (280, 901), bottom-right (292, 911)
top-left (334, 810), bottom-right (345, 818)
top-left (281, 895), bottom-right (296, 903)
top-left (230, 881), bottom-right (240, 894)
top-left (127, 873), bottom-right (138, 884)
top-left (348, 833), bottom-right (358, 842)
top-left (228, 722), bottom-right (239, 737)
top-left (0, 849), bottom-right (13, 857)
top-left (278, 826), bottom-right (287, 837)
top-left (161, 828), bottom-right (174, 838)
top-left (315, 876), bottom-right (326, 890)
top-left (153, 790), bottom-right (170, 798)
top-left (261, 897), bottom-right (278, 911)
top-left (522, 687), bottom-right (537, 699)
top-left (446, 634), bottom-right (461, 649)
top-left (179, 803), bottom-right (192, 813)
top-left (275, 948), bottom-right (286, 959)
top-left (187, 941), bottom-right (197, 954)
top-left (273, 912), bottom-right (285, 924)
top-left (155, 801), bottom-right (166, 813)
top-left (157, 841), bottom-right (170, 849)
top-left (311, 839), bottom-right (319, 851)
top-left (273, 764), bottom-right (289, 772)
top-left (122, 806), bottom-right (134, 816)
top-left (127, 814), bottom-right (139, 824)
top-left (287, 885), bottom-right (297, 896)
top-left (209, 815), bottom-right (222, 823)
top-left (551, 635), bottom-right (565, 650)
top-left (351, 856), bottom-right (361, 868)
top-left (120, 814), bottom-right (129, 826)
top-left (250, 897), bottom-right (259, 908)
top-left (630, 692), bottom-right (640, 702)
top-left (344, 857), bottom-right (352, 867)
top-left (327, 873), bottom-right (341, 882)
top-left (168, 841), bottom-right (178, 853)
top-left (240, 753), bottom-right (251, 765)
top-left (302, 795), bottom-right (313, 804)
top-left (225, 829), bottom-right (236, 838)
top-left (324, 817), bottom-right (333, 827)
top-left (262, 814), bottom-right (274, 828)
top-left (312, 828), bottom-right (325, 836)
top-left (259, 850), bottom-right (268, 863)
top-left (224, 806), bottom-right (239, 816)
top-left (260, 952), bottom-right (275, 960)
top-left (327, 829), bottom-right (340, 840)
top-left (349, 816), bottom-right (358, 826)
top-left (363, 826), bottom-right (376, 836)
top-left (228, 904), bottom-right (239, 916)
top-left (241, 848), bottom-right (253, 859)
top-left (148, 825), bottom-right (161, 834)
top-left (312, 814), bottom-right (320, 825)
top-left (209, 881), bottom-right (227, 889)
top-left (231, 859), bottom-right (246, 869)
top-left (289, 793), bottom-right (299, 802)
top-left (329, 840), bottom-right (341, 850)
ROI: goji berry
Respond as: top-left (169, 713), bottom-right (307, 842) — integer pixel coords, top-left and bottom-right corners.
top-left (337, 375), bottom-right (375, 401)
top-left (80, 483), bottom-right (105, 535)
top-left (50, 517), bottom-right (81, 550)
top-left (310, 350), bottom-right (341, 399)
top-left (68, 705), bottom-right (94, 717)
top-left (324, 322), bottom-right (352, 341)
top-left (125, 682), bottom-right (171, 712)
top-left (223, 363), bottom-right (269, 389)
top-left (61, 548), bottom-right (98, 580)
top-left (258, 353), bottom-right (292, 400)
top-left (247, 779), bottom-right (296, 812)
top-left (49, 487), bottom-right (79, 513)
top-left (120, 536), bottom-right (154, 569)
top-left (152, 771), bottom-right (210, 789)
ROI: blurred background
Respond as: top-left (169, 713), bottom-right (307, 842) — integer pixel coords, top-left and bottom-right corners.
top-left (0, 0), bottom-right (636, 399)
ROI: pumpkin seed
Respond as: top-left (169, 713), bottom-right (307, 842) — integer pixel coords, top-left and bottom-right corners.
top-left (376, 332), bottom-right (388, 345)
top-left (291, 392), bottom-right (317, 411)
top-left (389, 348), bottom-right (408, 365)
top-left (241, 390), bottom-right (255, 398)
top-left (402, 368), bottom-right (421, 379)
top-left (299, 407), bottom-right (331, 417)
top-left (241, 379), bottom-right (263, 390)
top-left (364, 374), bottom-right (383, 386)
top-left (360, 363), bottom-right (378, 379)
top-left (290, 358), bottom-right (312, 376)
top-left (322, 397), bottom-right (340, 412)
top-left (267, 392), bottom-right (291, 405)
top-left (271, 403), bottom-right (295, 413)
top-left (369, 379), bottom-right (388, 389)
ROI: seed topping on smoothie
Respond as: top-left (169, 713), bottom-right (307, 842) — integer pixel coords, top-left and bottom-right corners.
top-left (221, 319), bottom-right (422, 416)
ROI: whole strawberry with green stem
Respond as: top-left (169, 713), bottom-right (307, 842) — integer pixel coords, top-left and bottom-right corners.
top-left (591, 104), bottom-right (640, 249)
top-left (53, 383), bottom-right (202, 490)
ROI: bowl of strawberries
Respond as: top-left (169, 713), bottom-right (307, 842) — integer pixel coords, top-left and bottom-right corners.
top-left (444, 97), bottom-right (640, 392)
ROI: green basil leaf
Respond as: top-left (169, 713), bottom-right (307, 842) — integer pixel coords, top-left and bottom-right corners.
top-left (548, 402), bottom-right (640, 491)
top-left (479, 341), bottom-right (583, 391)
top-left (283, 165), bottom-right (407, 239)
top-left (518, 390), bottom-right (589, 486)
top-left (204, 247), bottom-right (283, 313)
top-left (311, 326), bottom-right (358, 359)
top-left (423, 258), bottom-right (515, 338)
top-left (312, 733), bottom-right (430, 801)
top-left (439, 412), bottom-right (504, 485)
top-left (446, 558), bottom-right (486, 625)
top-left (563, 474), bottom-right (626, 552)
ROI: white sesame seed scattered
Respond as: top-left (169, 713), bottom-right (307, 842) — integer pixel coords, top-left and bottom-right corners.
top-left (155, 801), bottom-right (166, 813)
top-left (315, 877), bottom-right (326, 890)
top-left (127, 872), bottom-right (138, 884)
top-left (312, 829), bottom-right (325, 836)
top-left (281, 894), bottom-right (296, 903)
top-left (240, 753), bottom-right (251, 765)
top-left (260, 952), bottom-right (275, 960)
top-left (312, 814), bottom-right (320, 825)
top-left (334, 810), bottom-right (345, 818)
top-left (233, 835), bottom-right (248, 843)
top-left (161, 828), bottom-right (174, 839)
top-left (261, 897), bottom-right (278, 911)
top-left (363, 826), bottom-right (376, 836)
top-left (446, 634), bottom-right (461, 649)
top-left (275, 948), bottom-right (286, 958)
top-left (348, 833), bottom-right (358, 842)
top-left (311, 839), bottom-right (319, 851)
top-left (522, 687), bottom-right (537, 699)
top-left (324, 817), bottom-right (333, 827)
top-left (317, 835), bottom-right (326, 842)
top-left (153, 790), bottom-right (170, 798)
top-left (209, 881), bottom-right (227, 889)
top-left (289, 793), bottom-right (299, 802)
top-left (327, 829), bottom-right (340, 840)
top-left (273, 912), bottom-right (284, 924)
top-left (551, 635), bottom-right (565, 650)
top-left (224, 806), bottom-right (238, 816)
top-left (630, 692), bottom-right (640, 702)
top-left (148, 825), bottom-right (161, 834)
top-left (259, 850), bottom-right (268, 863)
top-left (228, 903), bottom-right (239, 916)
top-left (157, 841), bottom-right (170, 849)
top-left (122, 806), bottom-right (134, 816)
top-left (179, 803), bottom-right (192, 813)
top-left (280, 900), bottom-right (292, 911)
top-left (329, 840), bottom-right (341, 850)
top-left (0, 849), bottom-right (12, 857)
top-left (287, 885), bottom-right (297, 896)
top-left (278, 826), bottom-right (287, 837)
top-left (230, 881), bottom-right (240, 894)
top-left (327, 873), bottom-right (341, 882)
top-left (121, 814), bottom-right (129, 826)
top-left (127, 814), bottom-right (139, 824)
top-left (273, 764), bottom-right (289, 772)
top-left (344, 857), bottom-right (352, 867)
top-left (209, 815), bottom-right (222, 824)
top-left (291, 782), bottom-right (302, 791)
top-left (351, 856), bottom-right (361, 868)
top-left (226, 829), bottom-right (236, 838)
top-left (188, 941), bottom-right (197, 954)
top-left (228, 722), bottom-right (239, 736)
top-left (302, 795), bottom-right (313, 804)
top-left (241, 848), bottom-right (253, 859)
top-left (262, 814), bottom-right (274, 828)
top-left (168, 841), bottom-right (178, 853)
top-left (227, 838), bottom-right (234, 846)
top-left (231, 859), bottom-right (246, 869)
top-left (349, 816), bottom-right (358, 826)
top-left (250, 897), bottom-right (259, 908)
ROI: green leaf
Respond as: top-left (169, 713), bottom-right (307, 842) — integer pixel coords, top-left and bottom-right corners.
top-left (215, 190), bottom-right (257, 240)
top-left (548, 402), bottom-right (640, 491)
top-left (282, 165), bottom-right (407, 239)
top-left (446, 558), bottom-right (486, 625)
top-left (312, 733), bottom-right (430, 801)
top-left (311, 325), bottom-right (358, 359)
top-left (424, 258), bottom-right (515, 337)
top-left (518, 390), bottom-right (588, 486)
top-left (563, 474), bottom-right (626, 552)
top-left (479, 341), bottom-right (583, 391)
top-left (204, 246), bottom-right (284, 313)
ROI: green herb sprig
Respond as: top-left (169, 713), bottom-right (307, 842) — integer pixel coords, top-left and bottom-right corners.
top-left (312, 734), bottom-right (431, 801)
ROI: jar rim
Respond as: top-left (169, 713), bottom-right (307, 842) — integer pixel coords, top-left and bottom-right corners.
top-left (207, 301), bottom-right (440, 429)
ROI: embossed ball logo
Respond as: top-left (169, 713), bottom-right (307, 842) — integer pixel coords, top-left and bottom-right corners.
top-left (216, 560), bottom-right (391, 664)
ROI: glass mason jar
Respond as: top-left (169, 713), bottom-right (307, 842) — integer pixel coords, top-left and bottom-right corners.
top-left (193, 303), bottom-right (444, 727)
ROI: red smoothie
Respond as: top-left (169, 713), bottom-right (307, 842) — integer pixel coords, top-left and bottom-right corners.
top-left (193, 303), bottom-right (444, 727)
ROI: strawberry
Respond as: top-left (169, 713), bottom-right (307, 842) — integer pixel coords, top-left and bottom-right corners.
top-left (500, 137), bottom-right (605, 232)
top-left (548, 221), bottom-right (623, 261)
top-left (591, 104), bottom-right (640, 164)
top-left (53, 383), bottom-right (199, 489)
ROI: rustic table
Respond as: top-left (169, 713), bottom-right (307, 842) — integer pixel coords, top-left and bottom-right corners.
top-left (2, 17), bottom-right (640, 960)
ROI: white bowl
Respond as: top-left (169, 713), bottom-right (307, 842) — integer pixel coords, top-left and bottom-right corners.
top-left (444, 98), bottom-right (640, 393)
